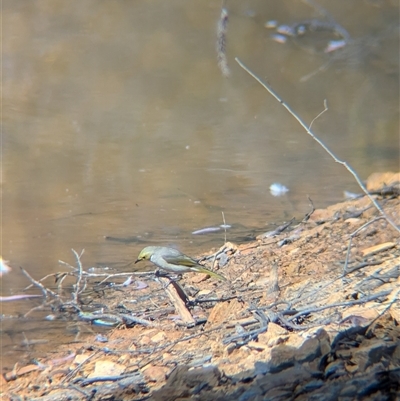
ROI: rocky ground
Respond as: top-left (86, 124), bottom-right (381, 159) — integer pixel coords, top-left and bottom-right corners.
top-left (2, 172), bottom-right (400, 401)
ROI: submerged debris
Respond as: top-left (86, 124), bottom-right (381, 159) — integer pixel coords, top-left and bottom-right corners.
top-left (266, 18), bottom-right (350, 53)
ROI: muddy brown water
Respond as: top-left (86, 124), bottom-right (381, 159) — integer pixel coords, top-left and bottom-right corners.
top-left (1, 0), bottom-right (399, 372)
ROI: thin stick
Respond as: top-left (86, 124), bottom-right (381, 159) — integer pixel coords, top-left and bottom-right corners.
top-left (309, 99), bottom-right (328, 130)
top-left (20, 267), bottom-right (58, 299)
top-left (72, 249), bottom-right (84, 298)
top-left (287, 289), bottom-right (392, 322)
top-left (222, 211), bottom-right (227, 244)
top-left (235, 57), bottom-right (399, 234)
top-left (342, 216), bottom-right (385, 276)
top-left (365, 287), bottom-right (400, 336)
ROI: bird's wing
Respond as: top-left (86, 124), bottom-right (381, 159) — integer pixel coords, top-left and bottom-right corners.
top-left (162, 254), bottom-right (199, 267)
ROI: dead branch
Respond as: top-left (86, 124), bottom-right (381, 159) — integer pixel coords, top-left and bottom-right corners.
top-left (235, 57), bottom-right (400, 235)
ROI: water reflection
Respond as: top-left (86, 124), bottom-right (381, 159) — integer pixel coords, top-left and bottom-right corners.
top-left (2, 0), bottom-right (399, 371)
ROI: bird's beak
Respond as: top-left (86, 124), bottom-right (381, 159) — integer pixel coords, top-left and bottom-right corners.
top-left (134, 259), bottom-right (140, 264)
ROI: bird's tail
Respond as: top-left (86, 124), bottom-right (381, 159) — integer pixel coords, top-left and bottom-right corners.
top-left (193, 266), bottom-right (227, 281)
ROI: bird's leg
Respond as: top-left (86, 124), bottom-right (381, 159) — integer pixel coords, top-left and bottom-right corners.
top-left (154, 270), bottom-right (177, 288)
top-left (168, 274), bottom-right (182, 282)
top-left (154, 269), bottom-right (181, 281)
top-left (154, 269), bottom-right (171, 279)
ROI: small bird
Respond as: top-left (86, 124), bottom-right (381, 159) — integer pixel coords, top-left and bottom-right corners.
top-left (135, 246), bottom-right (227, 281)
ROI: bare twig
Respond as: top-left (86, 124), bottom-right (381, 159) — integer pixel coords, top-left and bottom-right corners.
top-left (71, 249), bottom-right (85, 304)
top-left (61, 350), bottom-right (100, 384)
top-left (78, 311), bottom-right (154, 327)
top-left (342, 216), bottom-right (386, 276)
top-left (287, 289), bottom-right (392, 322)
top-left (365, 287), bottom-right (400, 337)
top-left (235, 58), bottom-right (400, 234)
top-left (309, 99), bottom-right (328, 130)
top-left (260, 218), bottom-right (295, 239)
top-left (303, 196), bottom-right (315, 222)
top-left (20, 267), bottom-right (59, 299)
top-left (222, 211), bottom-right (227, 244)
top-left (0, 294), bottom-right (42, 302)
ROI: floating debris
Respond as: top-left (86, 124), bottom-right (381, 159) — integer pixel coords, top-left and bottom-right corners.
top-left (296, 25), bottom-right (307, 35)
top-left (271, 33), bottom-right (288, 44)
top-left (270, 183), bottom-right (289, 197)
top-left (269, 18), bottom-right (349, 53)
top-left (325, 39), bottom-right (347, 53)
top-left (264, 20), bottom-right (278, 29)
top-left (276, 24), bottom-right (295, 36)
top-left (344, 190), bottom-right (361, 200)
top-left (192, 227), bottom-right (221, 235)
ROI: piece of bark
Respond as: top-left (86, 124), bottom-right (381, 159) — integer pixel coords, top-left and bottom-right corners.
top-left (159, 277), bottom-right (195, 327)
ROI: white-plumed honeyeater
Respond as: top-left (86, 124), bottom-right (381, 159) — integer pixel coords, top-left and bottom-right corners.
top-left (135, 246), bottom-right (227, 281)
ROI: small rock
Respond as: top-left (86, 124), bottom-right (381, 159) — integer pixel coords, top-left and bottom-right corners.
top-left (142, 365), bottom-right (169, 382)
top-left (88, 360), bottom-right (126, 378)
top-left (269, 346), bottom-right (296, 372)
top-left (258, 322), bottom-right (289, 347)
top-left (0, 374), bottom-right (8, 391)
top-left (254, 277), bottom-right (270, 287)
top-left (247, 340), bottom-right (268, 351)
top-left (256, 364), bottom-right (312, 393)
top-left (152, 365), bottom-right (221, 400)
top-left (73, 354), bottom-right (90, 365)
top-left (238, 387), bottom-right (263, 401)
top-left (140, 335), bottom-right (151, 345)
top-left (302, 379), bottom-right (324, 392)
top-left (345, 363), bottom-right (359, 374)
top-left (353, 340), bottom-right (397, 371)
top-left (197, 289), bottom-right (213, 297)
top-left (151, 331), bottom-right (167, 343)
top-left (389, 305), bottom-right (400, 324)
top-left (340, 384), bottom-right (358, 397)
top-left (254, 361), bottom-right (269, 375)
top-left (366, 171), bottom-right (400, 191)
top-left (162, 352), bottom-right (173, 362)
top-left (205, 299), bottom-right (245, 329)
top-left (325, 360), bottom-right (345, 378)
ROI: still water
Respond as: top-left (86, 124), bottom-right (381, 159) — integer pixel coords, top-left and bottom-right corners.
top-left (1, 0), bottom-right (399, 371)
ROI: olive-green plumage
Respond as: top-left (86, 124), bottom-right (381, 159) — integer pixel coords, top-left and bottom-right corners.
top-left (135, 246), bottom-right (227, 281)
